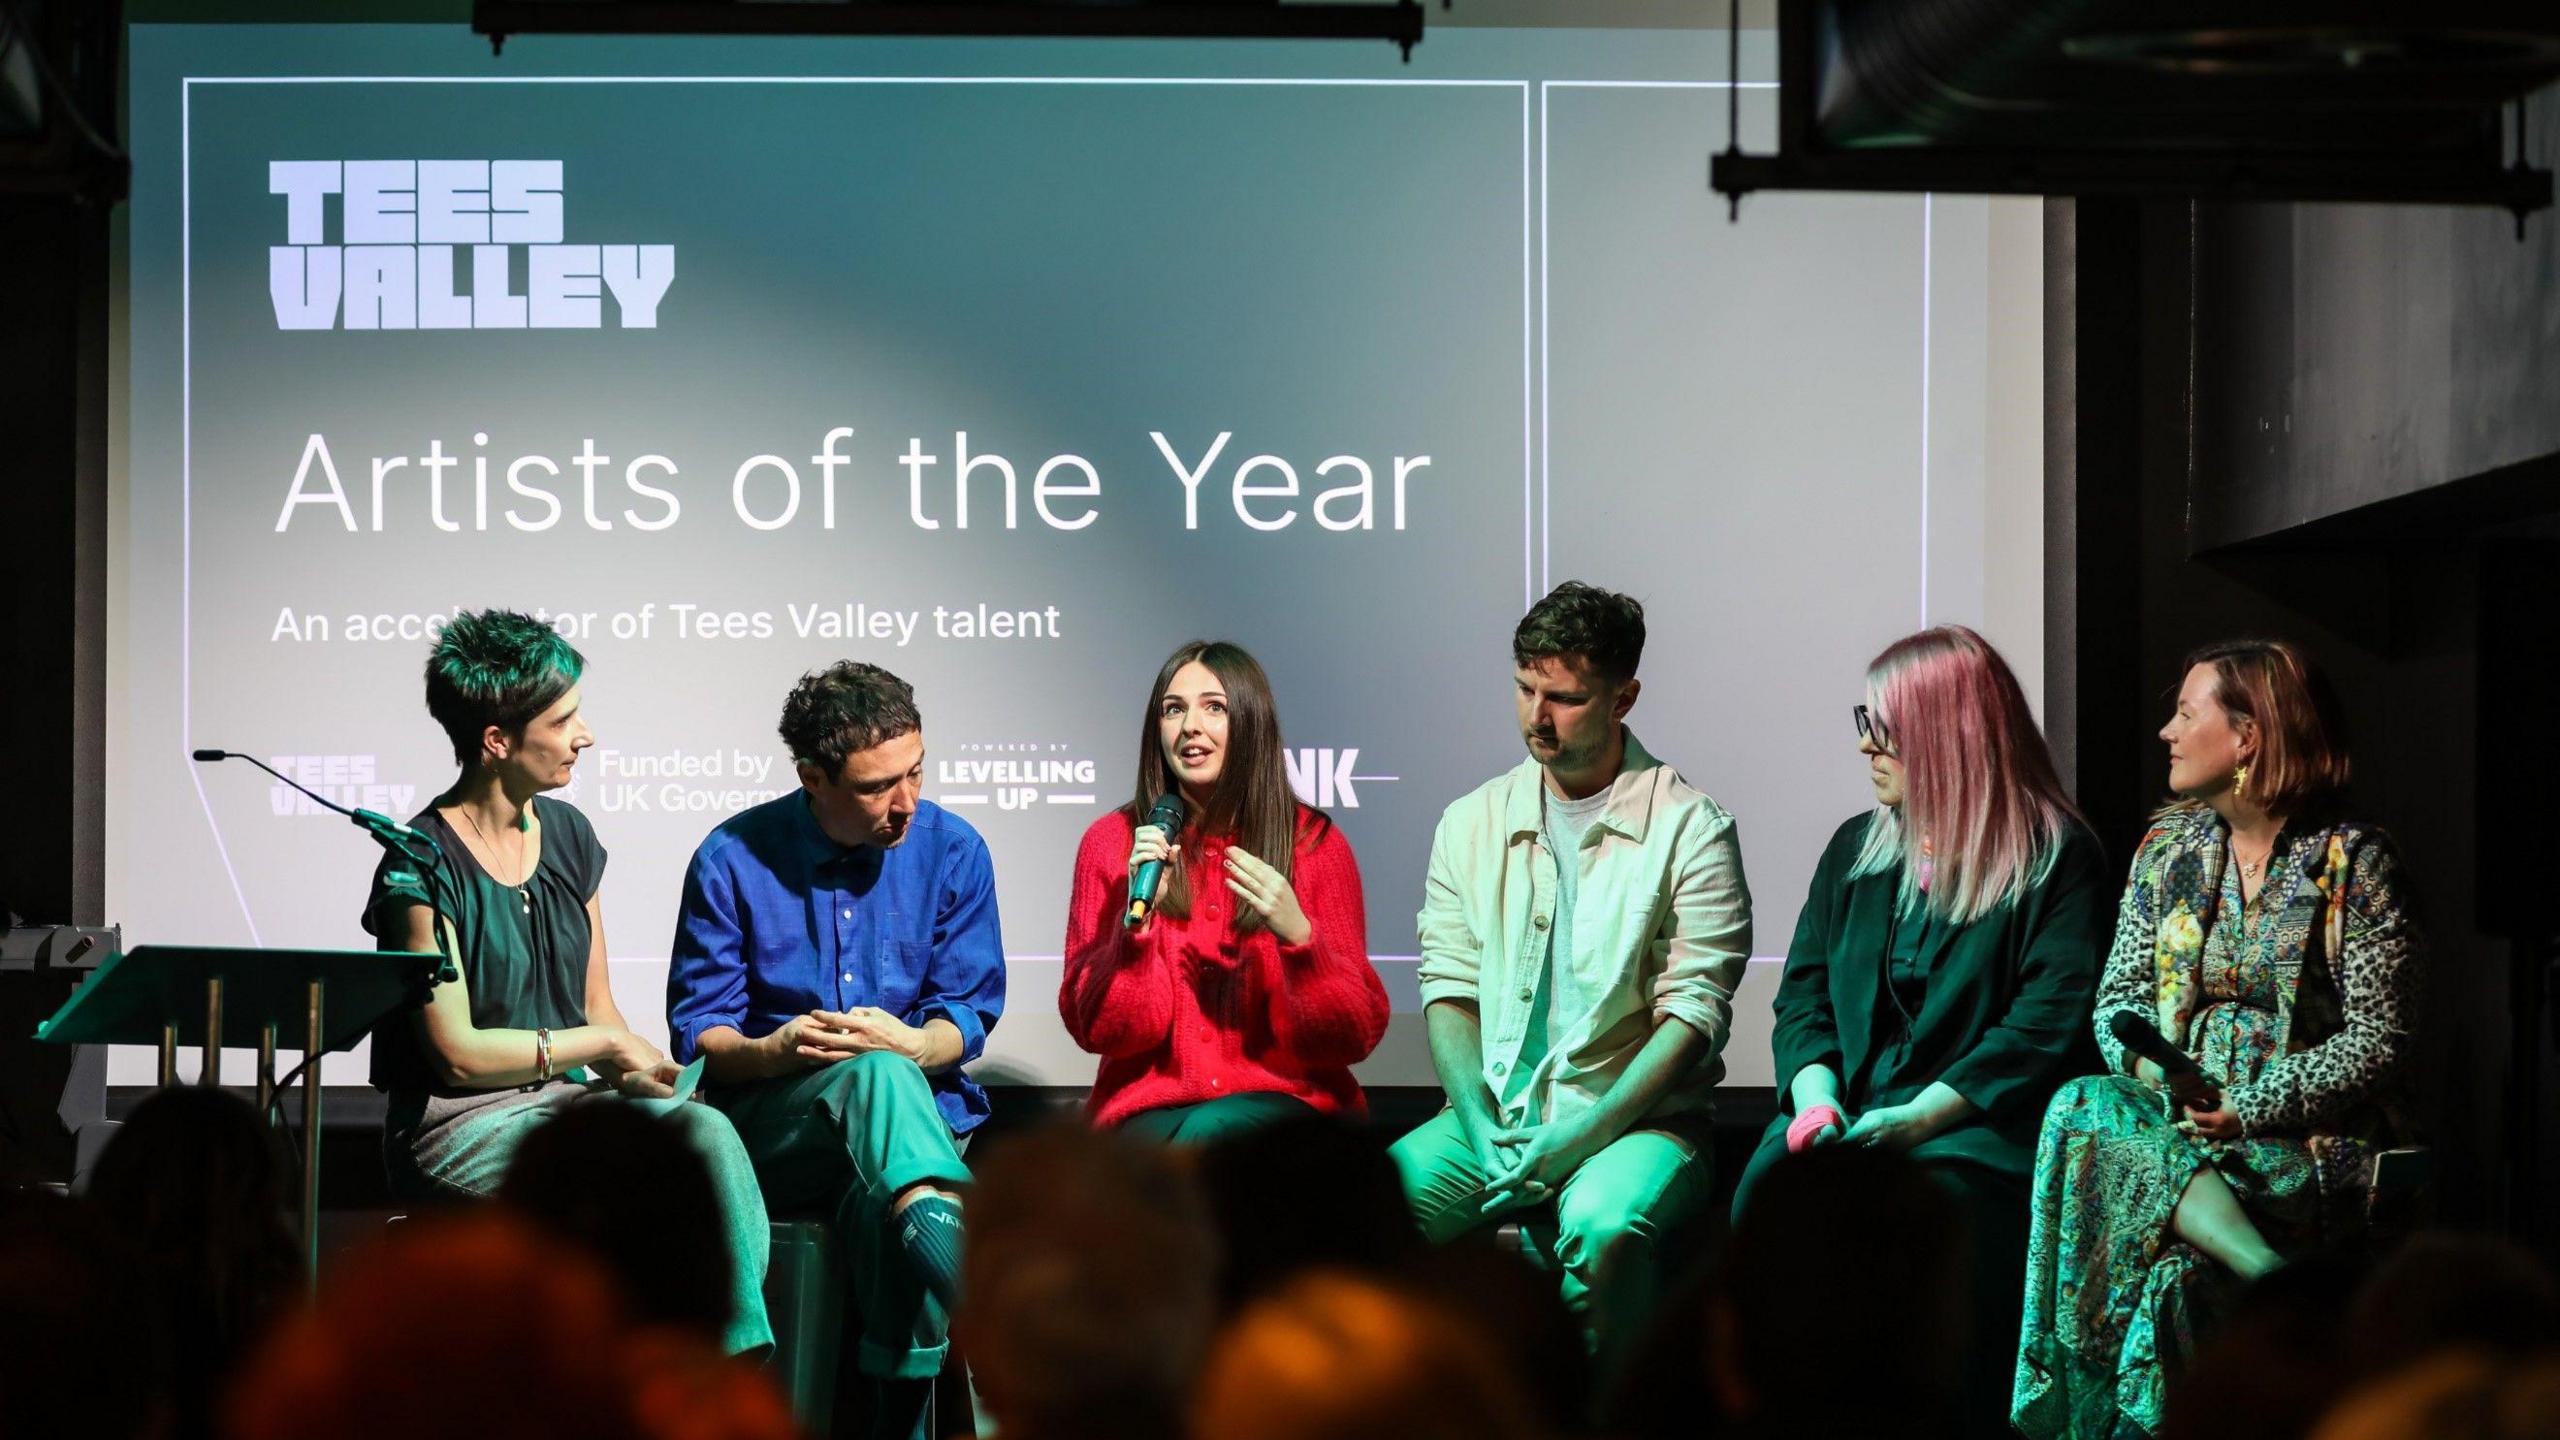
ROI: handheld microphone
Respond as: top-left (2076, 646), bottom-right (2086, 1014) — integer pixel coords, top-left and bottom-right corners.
top-left (2107, 1010), bottom-right (2205, 1081)
top-left (192, 749), bottom-right (439, 851)
top-left (1124, 793), bottom-right (1189, 929)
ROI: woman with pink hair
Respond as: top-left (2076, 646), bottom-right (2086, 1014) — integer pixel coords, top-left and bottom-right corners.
top-left (1735, 625), bottom-right (2110, 1437)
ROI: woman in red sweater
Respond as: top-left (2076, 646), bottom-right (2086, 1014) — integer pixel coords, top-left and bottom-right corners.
top-left (1062, 640), bottom-right (1390, 1144)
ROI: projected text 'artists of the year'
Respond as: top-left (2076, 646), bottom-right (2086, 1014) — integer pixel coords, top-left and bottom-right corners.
top-left (271, 429), bottom-right (1433, 535)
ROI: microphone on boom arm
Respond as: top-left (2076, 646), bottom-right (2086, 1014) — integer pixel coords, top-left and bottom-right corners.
top-left (192, 748), bottom-right (456, 982)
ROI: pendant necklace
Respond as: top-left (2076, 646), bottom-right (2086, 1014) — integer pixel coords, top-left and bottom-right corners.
top-left (462, 804), bottom-right (535, 916)
top-left (2232, 835), bottom-right (2272, 926)
top-left (2234, 839), bottom-right (2268, 882)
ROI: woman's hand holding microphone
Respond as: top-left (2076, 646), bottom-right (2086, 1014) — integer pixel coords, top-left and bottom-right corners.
top-left (1126, 825), bottom-right (1312, 946)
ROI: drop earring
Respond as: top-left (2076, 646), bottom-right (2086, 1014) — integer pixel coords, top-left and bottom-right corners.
top-left (2232, 762), bottom-right (2251, 799)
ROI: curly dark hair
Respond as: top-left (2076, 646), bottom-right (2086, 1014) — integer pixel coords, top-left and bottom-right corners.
top-left (779, 662), bottom-right (922, 777)
top-left (1512, 581), bottom-right (1645, 684)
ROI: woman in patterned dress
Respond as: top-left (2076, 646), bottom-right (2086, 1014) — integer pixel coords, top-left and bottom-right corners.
top-left (2012, 639), bottom-right (2423, 1440)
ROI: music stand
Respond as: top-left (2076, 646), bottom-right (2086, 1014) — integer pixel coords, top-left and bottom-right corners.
top-left (34, 944), bottom-right (442, 1272)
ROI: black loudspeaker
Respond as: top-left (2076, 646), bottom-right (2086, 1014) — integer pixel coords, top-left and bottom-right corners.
top-left (0, 922), bottom-right (112, 1188)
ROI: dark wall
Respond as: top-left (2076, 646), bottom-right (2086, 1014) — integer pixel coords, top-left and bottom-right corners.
top-left (0, 198), bottom-right (110, 929)
top-left (1, 2), bottom-right (118, 1185)
top-left (2050, 181), bottom-right (2560, 1243)
top-left (0, 193), bottom-right (112, 1185)
top-left (2192, 87), bottom-right (2560, 548)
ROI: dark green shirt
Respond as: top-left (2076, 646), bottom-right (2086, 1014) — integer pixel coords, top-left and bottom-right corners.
top-left (1850, 893), bottom-right (1941, 1102)
top-left (362, 796), bottom-right (605, 1121)
top-left (1769, 812), bottom-right (2111, 1177)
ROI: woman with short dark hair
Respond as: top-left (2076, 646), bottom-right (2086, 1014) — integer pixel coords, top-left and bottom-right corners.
top-left (365, 608), bottom-right (772, 1355)
top-left (1061, 640), bottom-right (1389, 1144)
top-left (2013, 638), bottom-right (2424, 1439)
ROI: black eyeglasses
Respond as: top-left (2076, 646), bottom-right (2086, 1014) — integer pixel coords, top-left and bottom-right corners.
top-left (1853, 705), bottom-right (1894, 753)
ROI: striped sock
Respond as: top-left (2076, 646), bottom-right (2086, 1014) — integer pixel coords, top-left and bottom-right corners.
top-left (895, 1194), bottom-right (965, 1310)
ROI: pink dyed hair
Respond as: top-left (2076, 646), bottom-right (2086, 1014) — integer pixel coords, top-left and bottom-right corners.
top-left (1850, 626), bottom-right (2083, 923)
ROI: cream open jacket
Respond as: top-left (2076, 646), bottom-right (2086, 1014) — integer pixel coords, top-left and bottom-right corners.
top-left (1416, 729), bottom-right (1753, 1127)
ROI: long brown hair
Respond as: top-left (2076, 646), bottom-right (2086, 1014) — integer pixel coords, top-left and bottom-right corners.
top-left (1128, 641), bottom-right (1313, 931)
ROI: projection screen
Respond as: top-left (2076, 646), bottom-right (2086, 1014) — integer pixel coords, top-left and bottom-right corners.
top-left (111, 23), bottom-right (2045, 1089)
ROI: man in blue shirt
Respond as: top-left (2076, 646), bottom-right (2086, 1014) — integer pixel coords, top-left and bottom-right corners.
top-left (667, 661), bottom-right (1004, 1406)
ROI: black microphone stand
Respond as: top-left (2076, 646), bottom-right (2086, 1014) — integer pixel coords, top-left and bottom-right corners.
top-left (190, 749), bottom-right (460, 1124)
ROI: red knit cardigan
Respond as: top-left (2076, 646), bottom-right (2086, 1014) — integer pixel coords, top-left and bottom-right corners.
top-left (1060, 805), bottom-right (1389, 1128)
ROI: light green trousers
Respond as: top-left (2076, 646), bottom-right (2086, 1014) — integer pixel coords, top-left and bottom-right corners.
top-left (1390, 1106), bottom-right (1713, 1373)
top-left (398, 1080), bottom-right (777, 1357)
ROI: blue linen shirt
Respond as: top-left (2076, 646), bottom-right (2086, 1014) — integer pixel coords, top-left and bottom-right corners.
top-left (666, 792), bottom-right (1007, 1134)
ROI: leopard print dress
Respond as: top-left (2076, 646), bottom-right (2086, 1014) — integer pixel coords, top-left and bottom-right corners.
top-left (2011, 808), bottom-right (2422, 1440)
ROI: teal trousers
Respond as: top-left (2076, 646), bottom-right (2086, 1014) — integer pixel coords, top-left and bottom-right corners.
top-left (707, 1051), bottom-right (972, 1380)
top-left (1391, 1106), bottom-right (1713, 1376)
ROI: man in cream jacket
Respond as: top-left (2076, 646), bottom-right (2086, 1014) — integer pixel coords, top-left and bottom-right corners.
top-left (1393, 581), bottom-right (1752, 1374)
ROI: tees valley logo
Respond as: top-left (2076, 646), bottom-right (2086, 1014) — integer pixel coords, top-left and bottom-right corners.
top-left (264, 754), bottom-right (417, 819)
top-left (266, 160), bottom-right (675, 330)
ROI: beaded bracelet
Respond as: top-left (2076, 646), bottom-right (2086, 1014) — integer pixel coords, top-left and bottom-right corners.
top-left (535, 1027), bottom-right (553, 1082)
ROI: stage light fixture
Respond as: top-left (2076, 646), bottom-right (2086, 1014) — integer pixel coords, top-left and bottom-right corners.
top-left (1711, 1), bottom-right (2558, 221)
top-left (474, 1), bottom-right (1429, 62)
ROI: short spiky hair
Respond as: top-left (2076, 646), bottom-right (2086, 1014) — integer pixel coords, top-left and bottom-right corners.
top-left (424, 610), bottom-right (585, 764)
top-left (1512, 581), bottom-right (1645, 684)
top-left (779, 662), bottom-right (921, 777)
